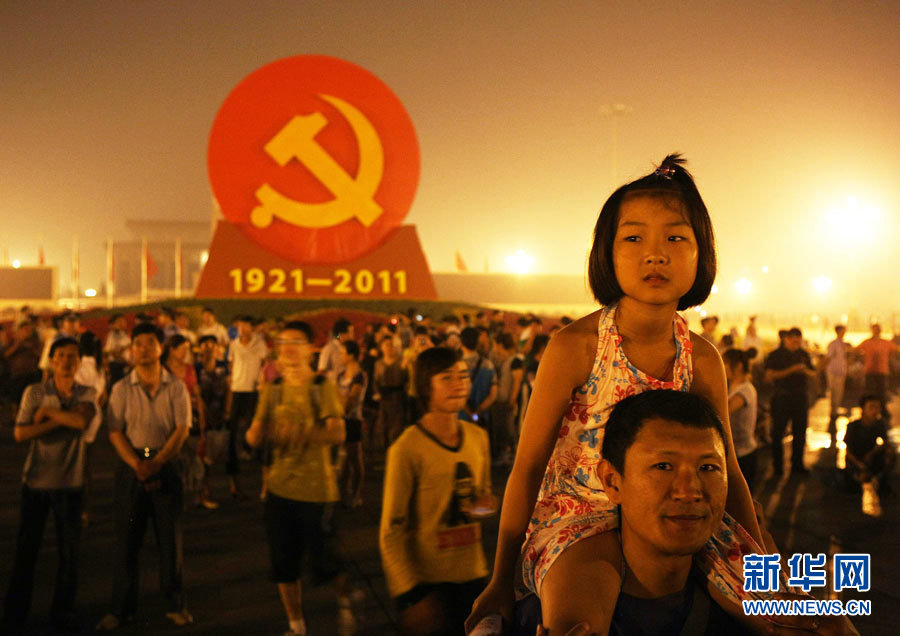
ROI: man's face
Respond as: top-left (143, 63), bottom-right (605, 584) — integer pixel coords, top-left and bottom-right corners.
top-left (61, 318), bottom-right (79, 336)
top-left (861, 399), bottom-right (882, 424)
top-left (112, 317), bottom-right (126, 331)
top-left (785, 334), bottom-right (802, 351)
top-left (202, 311), bottom-right (214, 326)
top-left (50, 344), bottom-right (80, 378)
top-left (236, 320), bottom-right (253, 338)
top-left (835, 327), bottom-right (846, 339)
top-left (428, 361), bottom-right (471, 413)
top-left (132, 333), bottom-right (162, 366)
top-left (276, 329), bottom-right (311, 368)
top-left (871, 324), bottom-right (882, 338)
top-left (604, 417), bottom-right (727, 558)
top-left (200, 339), bottom-right (217, 357)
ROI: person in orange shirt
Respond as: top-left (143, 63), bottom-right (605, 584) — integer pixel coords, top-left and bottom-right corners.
top-left (856, 323), bottom-right (897, 420)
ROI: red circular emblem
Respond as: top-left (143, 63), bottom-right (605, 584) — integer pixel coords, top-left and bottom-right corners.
top-left (208, 56), bottom-right (419, 264)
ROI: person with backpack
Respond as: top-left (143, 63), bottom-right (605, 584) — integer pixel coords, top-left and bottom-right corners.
top-left (245, 321), bottom-right (355, 636)
top-left (458, 327), bottom-right (497, 429)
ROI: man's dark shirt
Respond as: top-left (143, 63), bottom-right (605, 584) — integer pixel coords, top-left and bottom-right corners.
top-left (764, 347), bottom-right (813, 395)
top-left (845, 418), bottom-right (889, 461)
top-left (611, 576), bottom-right (754, 636)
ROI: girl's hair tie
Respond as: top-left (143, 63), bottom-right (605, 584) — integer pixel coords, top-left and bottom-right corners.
top-left (654, 165), bottom-right (675, 179)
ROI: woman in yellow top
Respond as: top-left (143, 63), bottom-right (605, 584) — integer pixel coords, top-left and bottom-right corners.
top-left (380, 347), bottom-right (497, 636)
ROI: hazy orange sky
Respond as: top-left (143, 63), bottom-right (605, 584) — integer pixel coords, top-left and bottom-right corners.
top-left (3, 2), bottom-right (898, 316)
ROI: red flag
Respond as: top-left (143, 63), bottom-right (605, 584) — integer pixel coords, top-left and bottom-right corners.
top-left (146, 249), bottom-right (159, 280)
top-left (454, 251), bottom-right (468, 273)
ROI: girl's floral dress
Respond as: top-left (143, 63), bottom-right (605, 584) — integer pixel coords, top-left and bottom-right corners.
top-left (521, 304), bottom-right (780, 609)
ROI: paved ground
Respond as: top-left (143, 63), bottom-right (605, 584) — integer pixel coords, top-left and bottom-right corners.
top-left (0, 391), bottom-right (897, 635)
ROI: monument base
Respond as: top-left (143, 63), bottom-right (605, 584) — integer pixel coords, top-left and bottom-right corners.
top-left (195, 222), bottom-right (437, 300)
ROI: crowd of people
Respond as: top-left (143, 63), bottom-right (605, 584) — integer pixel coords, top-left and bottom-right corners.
top-left (2, 155), bottom-right (896, 636)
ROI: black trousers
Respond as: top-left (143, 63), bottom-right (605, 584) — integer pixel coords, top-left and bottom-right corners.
top-left (110, 462), bottom-right (184, 617)
top-left (770, 393), bottom-right (808, 472)
top-left (2, 486), bottom-right (82, 624)
top-left (226, 391), bottom-right (258, 475)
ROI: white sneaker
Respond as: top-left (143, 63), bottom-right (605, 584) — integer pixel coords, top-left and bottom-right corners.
top-left (862, 481), bottom-right (883, 517)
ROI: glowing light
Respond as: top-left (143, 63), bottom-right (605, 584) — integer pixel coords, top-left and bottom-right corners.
top-left (12, 259), bottom-right (21, 269)
top-left (761, 265), bottom-right (769, 274)
top-left (734, 277), bottom-right (753, 295)
top-left (823, 196), bottom-right (881, 246)
top-left (710, 284), bottom-right (719, 294)
top-left (200, 250), bottom-right (209, 265)
top-left (812, 275), bottom-right (832, 294)
top-left (505, 249), bottom-right (535, 274)
top-left (84, 288), bottom-right (97, 297)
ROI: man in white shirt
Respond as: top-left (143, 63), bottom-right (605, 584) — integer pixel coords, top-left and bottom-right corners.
top-left (225, 315), bottom-right (269, 497)
top-left (196, 307), bottom-right (229, 347)
top-left (824, 324), bottom-right (849, 421)
top-left (317, 318), bottom-right (354, 381)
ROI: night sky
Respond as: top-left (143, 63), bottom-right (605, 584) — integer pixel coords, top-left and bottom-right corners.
top-left (3, 1), bottom-right (899, 315)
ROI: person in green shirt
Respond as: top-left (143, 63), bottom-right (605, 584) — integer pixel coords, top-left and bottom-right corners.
top-left (245, 321), bottom-right (354, 636)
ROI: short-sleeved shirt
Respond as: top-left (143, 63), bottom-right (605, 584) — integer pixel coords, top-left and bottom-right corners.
top-left (844, 418), bottom-right (890, 461)
top-left (460, 353), bottom-right (496, 419)
top-left (316, 338), bottom-right (345, 381)
top-left (728, 381), bottom-right (758, 458)
top-left (254, 378), bottom-right (344, 503)
top-left (196, 360), bottom-right (230, 427)
top-left (857, 338), bottom-right (897, 375)
top-left (764, 347), bottom-right (813, 395)
top-left (825, 338), bottom-right (848, 376)
top-left (496, 354), bottom-right (524, 404)
top-left (104, 329), bottom-right (132, 362)
top-left (228, 335), bottom-right (269, 392)
top-left (107, 367), bottom-right (191, 449)
top-left (197, 322), bottom-right (229, 346)
top-left (16, 379), bottom-right (97, 489)
top-left (337, 369), bottom-right (367, 421)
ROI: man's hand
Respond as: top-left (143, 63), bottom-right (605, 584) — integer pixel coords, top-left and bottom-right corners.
top-left (32, 406), bottom-right (50, 424)
top-left (134, 458), bottom-right (162, 482)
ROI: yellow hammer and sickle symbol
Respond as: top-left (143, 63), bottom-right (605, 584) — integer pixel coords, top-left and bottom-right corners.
top-left (250, 94), bottom-right (384, 229)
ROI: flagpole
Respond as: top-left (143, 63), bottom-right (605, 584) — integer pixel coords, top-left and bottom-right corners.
top-left (174, 237), bottom-right (182, 298)
top-left (141, 238), bottom-right (148, 304)
top-left (106, 237), bottom-right (114, 308)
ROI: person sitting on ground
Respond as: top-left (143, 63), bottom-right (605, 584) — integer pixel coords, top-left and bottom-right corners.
top-left (844, 394), bottom-right (896, 498)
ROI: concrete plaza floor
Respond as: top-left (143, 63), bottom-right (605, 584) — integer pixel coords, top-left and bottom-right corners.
top-left (0, 391), bottom-right (897, 635)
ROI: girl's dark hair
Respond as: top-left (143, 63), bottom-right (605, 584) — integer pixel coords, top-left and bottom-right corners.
top-left (587, 154), bottom-right (717, 310)
top-left (161, 334), bottom-right (190, 366)
top-left (78, 331), bottom-right (102, 366)
top-left (342, 339), bottom-right (360, 359)
top-left (722, 347), bottom-right (758, 374)
top-left (414, 346), bottom-right (461, 414)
